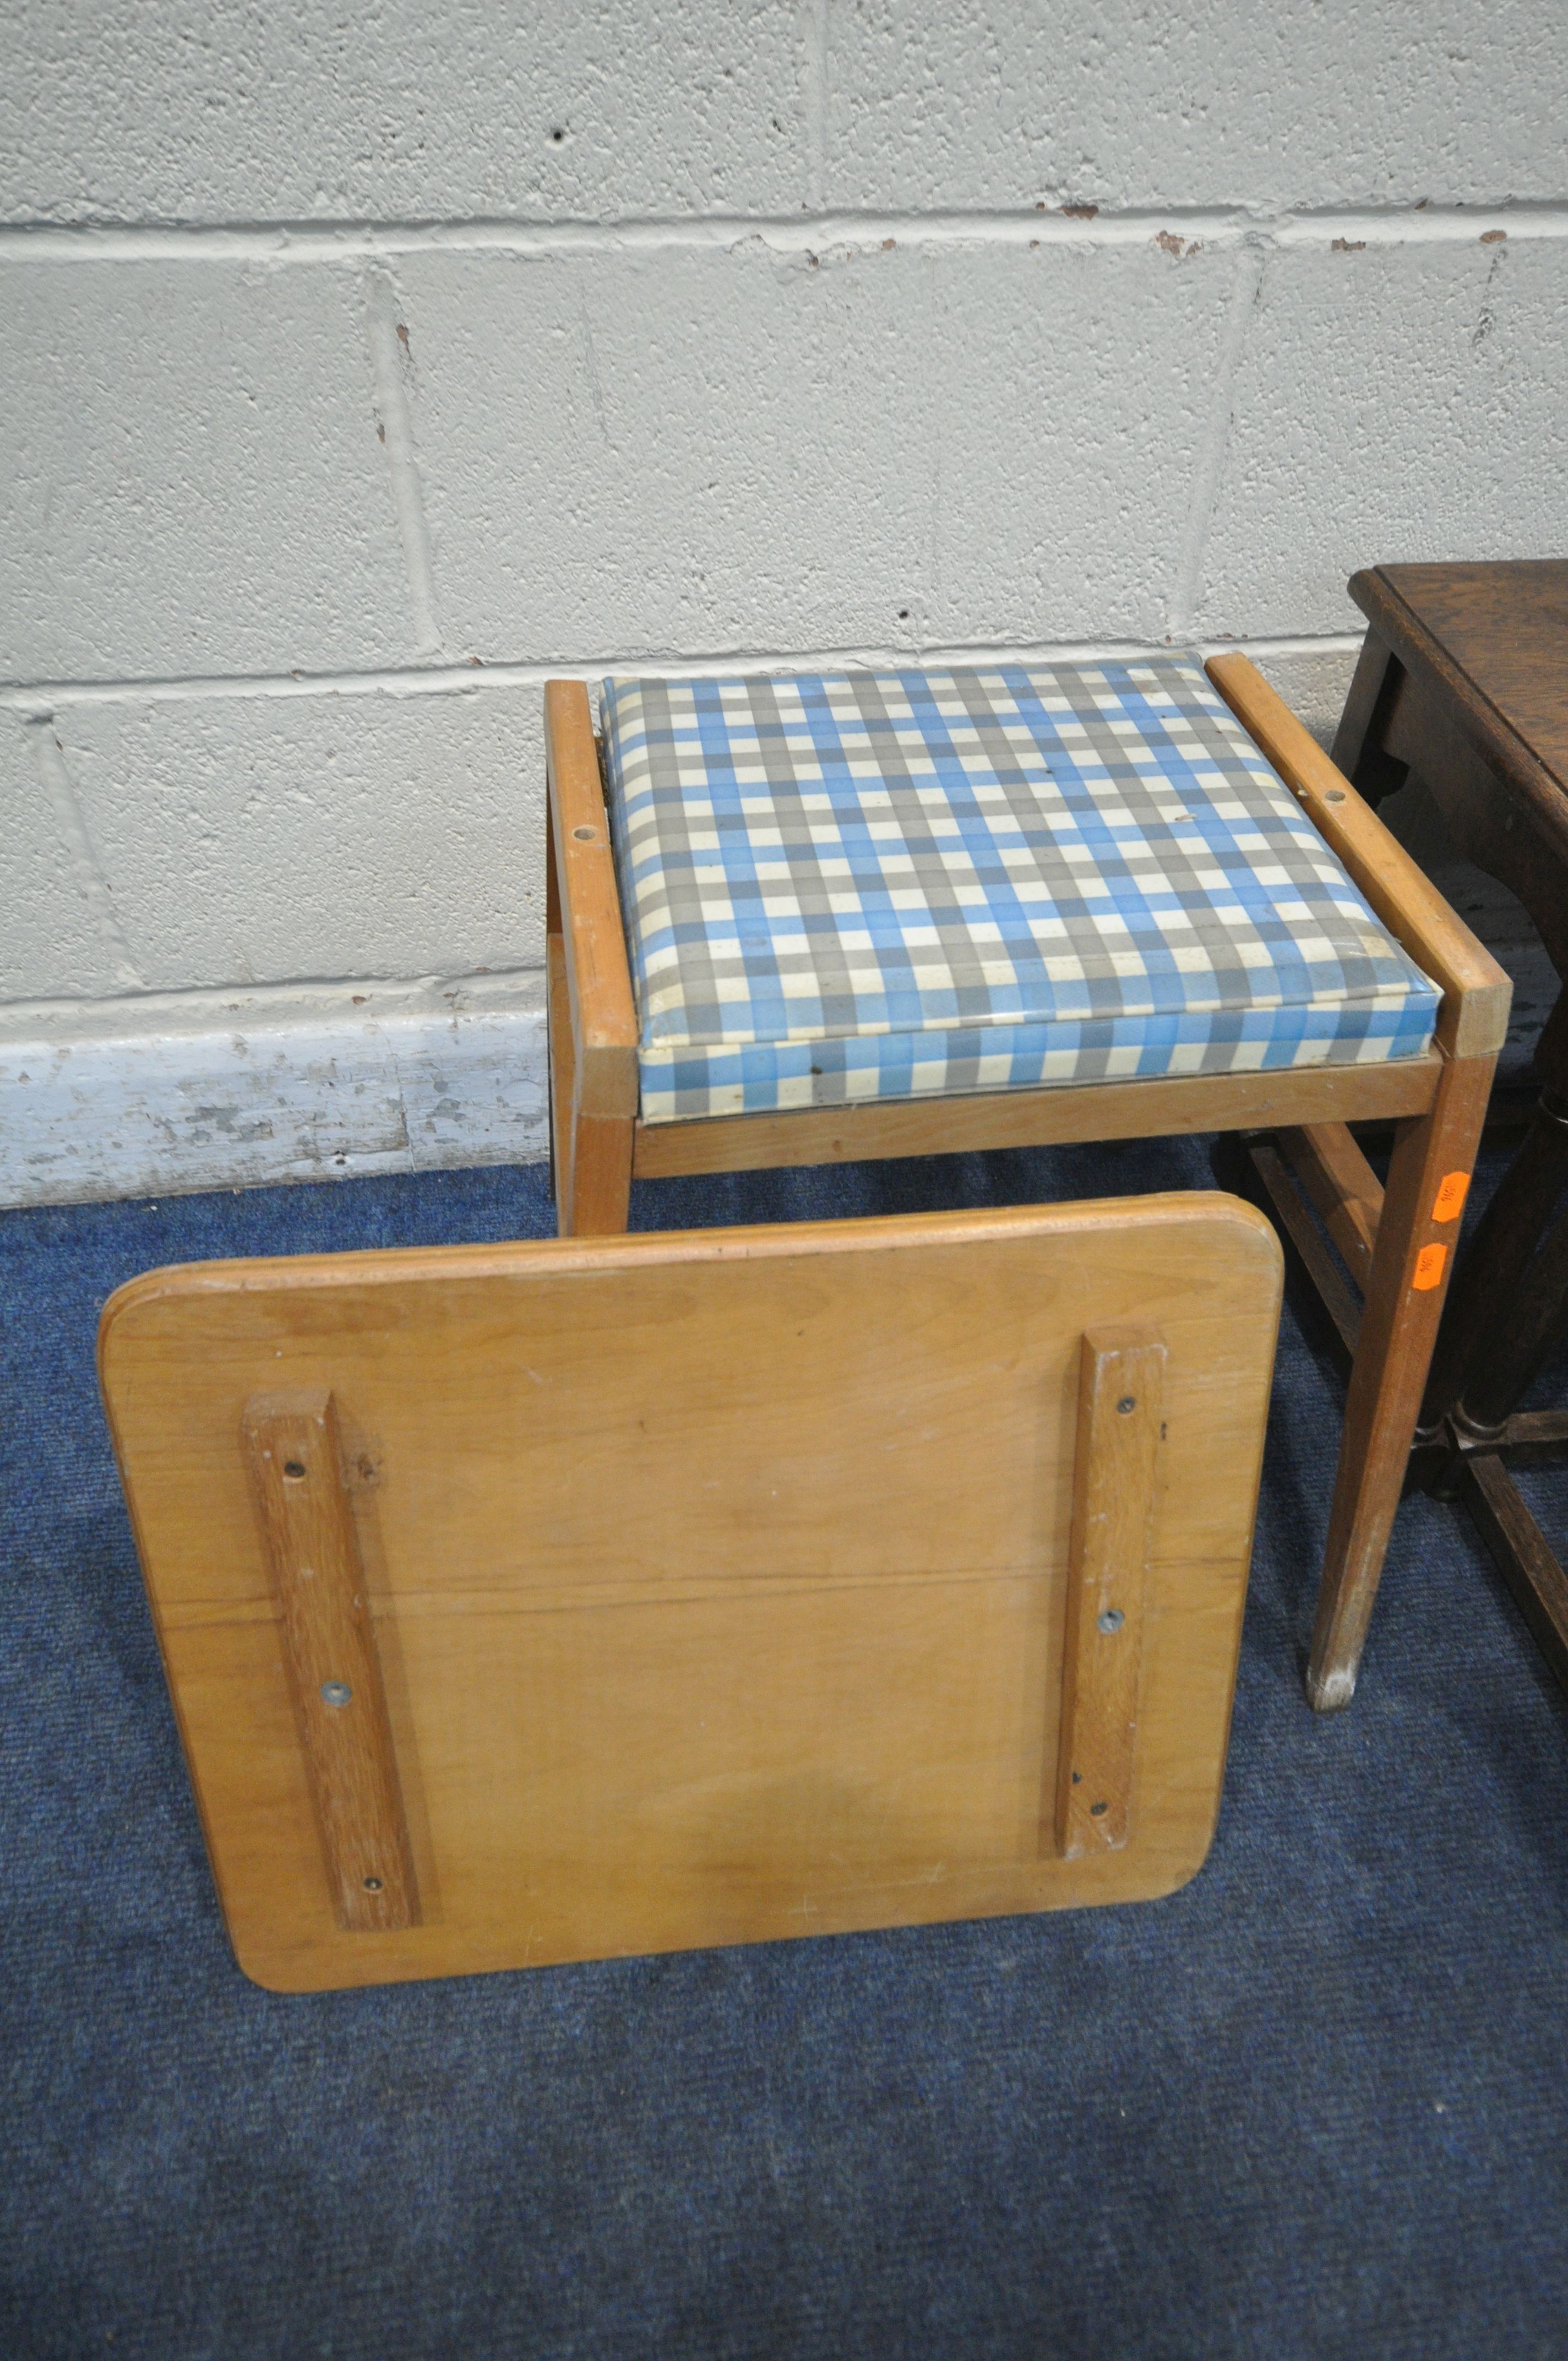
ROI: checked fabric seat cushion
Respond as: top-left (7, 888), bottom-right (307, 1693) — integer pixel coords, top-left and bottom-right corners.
top-left (598, 655), bottom-right (1441, 1124)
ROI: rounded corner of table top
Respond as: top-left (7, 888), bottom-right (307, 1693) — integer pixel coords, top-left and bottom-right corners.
top-left (97, 1261), bottom-right (205, 1375)
top-left (99, 1252), bottom-right (297, 1348)
top-left (1136, 1821), bottom-right (1223, 1911)
top-left (1186, 1185), bottom-right (1287, 1271)
top-left (228, 1941), bottom-right (320, 1999)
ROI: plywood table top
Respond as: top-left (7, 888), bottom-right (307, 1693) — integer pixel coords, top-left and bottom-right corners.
top-left (101, 1196), bottom-right (1282, 1992)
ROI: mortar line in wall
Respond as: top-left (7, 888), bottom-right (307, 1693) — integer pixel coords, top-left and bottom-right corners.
top-left (2, 202), bottom-right (1565, 264)
top-left (1, 633), bottom-right (1365, 714)
top-left (1166, 242), bottom-right (1267, 642)
top-left (25, 719), bottom-right (145, 991)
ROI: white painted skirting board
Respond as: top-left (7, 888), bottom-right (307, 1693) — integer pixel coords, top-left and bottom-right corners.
top-left (0, 971), bottom-right (549, 1207)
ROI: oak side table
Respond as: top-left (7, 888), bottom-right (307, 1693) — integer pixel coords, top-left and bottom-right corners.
top-left (1330, 561), bottom-right (1568, 1692)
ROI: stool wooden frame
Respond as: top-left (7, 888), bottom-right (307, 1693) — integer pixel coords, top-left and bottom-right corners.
top-left (546, 655), bottom-right (1511, 1712)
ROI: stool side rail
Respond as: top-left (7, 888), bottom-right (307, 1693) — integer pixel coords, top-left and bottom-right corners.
top-left (629, 1055), bottom-right (1440, 1179)
top-left (1204, 652), bottom-right (1511, 1062)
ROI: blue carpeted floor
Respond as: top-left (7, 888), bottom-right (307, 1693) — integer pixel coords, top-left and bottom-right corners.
top-left (4, 1137), bottom-right (1567, 2360)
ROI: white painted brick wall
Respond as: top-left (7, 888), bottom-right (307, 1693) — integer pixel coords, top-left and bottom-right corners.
top-left (53, 687), bottom-right (546, 989)
top-left (399, 239), bottom-right (1239, 659)
top-left (9, 2), bottom-right (1564, 224)
top-left (823, 3), bottom-right (1568, 211)
top-left (3, 2), bottom-right (1566, 1203)
top-left (2, 263), bottom-right (418, 681)
top-left (3, 719), bottom-right (130, 1000)
top-left (1195, 237), bottom-right (1568, 638)
top-left (3, 3), bottom-right (814, 226)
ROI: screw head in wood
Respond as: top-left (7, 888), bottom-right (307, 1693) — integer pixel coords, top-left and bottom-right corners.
top-left (1116, 1396), bottom-right (1136, 1415)
top-left (320, 1680), bottom-right (353, 1707)
top-left (362, 1876), bottom-right (383, 1892)
top-left (283, 1459), bottom-right (307, 1478)
top-left (1098, 1608), bottom-right (1125, 1635)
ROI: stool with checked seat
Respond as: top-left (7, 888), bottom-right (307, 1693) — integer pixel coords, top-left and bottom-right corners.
top-left (545, 651), bottom-right (1509, 1710)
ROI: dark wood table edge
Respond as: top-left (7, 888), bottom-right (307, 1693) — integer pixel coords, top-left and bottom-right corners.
top-left (1340, 565), bottom-right (1568, 871)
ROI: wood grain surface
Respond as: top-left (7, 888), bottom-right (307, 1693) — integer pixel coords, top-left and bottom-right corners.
top-left (545, 680), bottom-right (637, 1233)
top-left (101, 1196), bottom-right (1282, 1992)
top-left (1307, 1048), bottom-right (1498, 1706)
top-left (631, 1056), bottom-right (1440, 1178)
top-left (242, 1392), bottom-right (418, 1932)
top-left (1054, 1329), bottom-right (1166, 1859)
top-left (1275, 1123), bottom-right (1384, 1290)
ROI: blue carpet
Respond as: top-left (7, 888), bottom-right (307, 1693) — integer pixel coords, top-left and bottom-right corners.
top-left (3, 1139), bottom-right (1567, 2361)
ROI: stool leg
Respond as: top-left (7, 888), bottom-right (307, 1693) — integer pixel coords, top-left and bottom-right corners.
top-left (1306, 1052), bottom-right (1496, 1710)
top-left (549, 965), bottom-right (633, 1236)
top-left (546, 798), bottom-right (635, 1238)
top-left (562, 1106), bottom-right (634, 1236)
top-left (543, 682), bottom-right (640, 1239)
top-left (545, 826), bottom-right (575, 1231)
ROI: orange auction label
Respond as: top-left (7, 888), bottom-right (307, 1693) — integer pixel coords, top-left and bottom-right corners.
top-left (1431, 1171), bottom-right (1471, 1223)
top-left (1413, 1243), bottom-right (1449, 1291)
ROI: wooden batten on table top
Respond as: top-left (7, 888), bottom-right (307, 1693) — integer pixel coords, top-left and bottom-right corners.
top-left (1055, 1326), bottom-right (1166, 1862)
top-left (242, 1390), bottom-right (420, 1935)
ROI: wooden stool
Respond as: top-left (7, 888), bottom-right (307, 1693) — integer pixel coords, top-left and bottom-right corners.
top-left (102, 1194), bottom-right (1281, 1992)
top-left (547, 654), bottom-right (1510, 1711)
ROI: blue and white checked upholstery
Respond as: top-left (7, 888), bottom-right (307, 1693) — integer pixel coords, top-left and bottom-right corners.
top-left (598, 657), bottom-right (1440, 1124)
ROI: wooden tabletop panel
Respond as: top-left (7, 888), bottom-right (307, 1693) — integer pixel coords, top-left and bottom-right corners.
top-left (101, 1196), bottom-right (1281, 1992)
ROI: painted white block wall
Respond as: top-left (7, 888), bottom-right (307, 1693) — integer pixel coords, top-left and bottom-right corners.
top-left (3, 2), bottom-right (1566, 1203)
